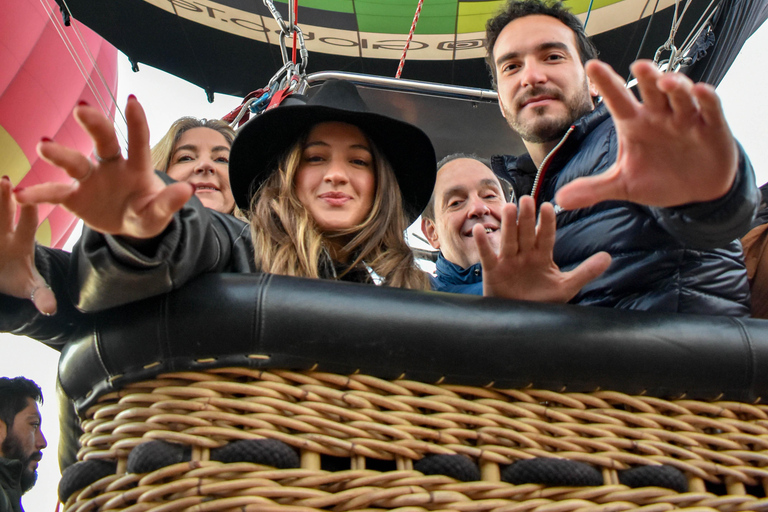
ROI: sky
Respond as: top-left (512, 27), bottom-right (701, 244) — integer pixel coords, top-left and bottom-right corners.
top-left (2, 18), bottom-right (768, 512)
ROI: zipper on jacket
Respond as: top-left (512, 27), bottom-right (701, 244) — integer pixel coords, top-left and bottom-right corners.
top-left (531, 125), bottom-right (575, 204)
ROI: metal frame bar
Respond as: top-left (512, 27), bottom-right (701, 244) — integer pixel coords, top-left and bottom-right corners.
top-left (302, 71), bottom-right (499, 103)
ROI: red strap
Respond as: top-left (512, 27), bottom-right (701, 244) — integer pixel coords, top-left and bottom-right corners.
top-left (222, 88), bottom-right (265, 125)
top-left (266, 76), bottom-right (300, 110)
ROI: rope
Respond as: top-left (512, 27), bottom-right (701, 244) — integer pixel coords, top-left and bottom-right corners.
top-left (396, 0), bottom-right (425, 79)
top-left (50, 0), bottom-right (127, 143)
top-left (583, 0), bottom-right (596, 30)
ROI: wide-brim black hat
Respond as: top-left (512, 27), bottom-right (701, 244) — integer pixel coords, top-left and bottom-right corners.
top-left (229, 79), bottom-right (437, 223)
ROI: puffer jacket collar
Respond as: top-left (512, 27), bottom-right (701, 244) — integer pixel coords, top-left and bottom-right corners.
top-left (436, 253), bottom-right (481, 284)
top-left (431, 252), bottom-right (483, 295)
top-left (491, 103), bottom-right (611, 198)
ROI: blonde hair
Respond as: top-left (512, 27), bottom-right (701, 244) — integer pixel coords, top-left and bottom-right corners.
top-left (151, 117), bottom-right (235, 172)
top-left (249, 132), bottom-right (430, 291)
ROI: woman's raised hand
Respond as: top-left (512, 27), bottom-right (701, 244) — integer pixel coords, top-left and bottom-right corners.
top-left (0, 177), bottom-right (57, 315)
top-left (16, 96), bottom-right (194, 239)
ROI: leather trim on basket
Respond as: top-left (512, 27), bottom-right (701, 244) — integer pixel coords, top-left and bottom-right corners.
top-left (59, 273), bottom-right (768, 412)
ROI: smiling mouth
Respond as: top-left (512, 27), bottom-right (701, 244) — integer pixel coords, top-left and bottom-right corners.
top-left (320, 192), bottom-right (352, 206)
top-left (521, 96), bottom-right (558, 108)
top-left (518, 86), bottom-right (562, 109)
top-left (193, 183), bottom-right (220, 192)
top-left (464, 226), bottom-right (499, 237)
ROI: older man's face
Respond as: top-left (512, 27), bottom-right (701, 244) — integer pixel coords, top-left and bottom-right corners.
top-left (422, 158), bottom-right (506, 269)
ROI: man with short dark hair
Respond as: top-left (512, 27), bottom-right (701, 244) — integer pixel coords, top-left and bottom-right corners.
top-left (484, 0), bottom-right (760, 314)
top-left (0, 377), bottom-right (46, 512)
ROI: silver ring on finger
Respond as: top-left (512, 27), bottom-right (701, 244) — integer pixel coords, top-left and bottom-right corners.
top-left (78, 159), bottom-right (95, 182)
top-left (93, 148), bottom-right (122, 164)
top-left (30, 284), bottom-right (51, 302)
top-left (30, 284), bottom-right (53, 316)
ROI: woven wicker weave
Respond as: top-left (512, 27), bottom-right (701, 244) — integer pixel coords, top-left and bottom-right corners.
top-left (62, 367), bottom-right (768, 511)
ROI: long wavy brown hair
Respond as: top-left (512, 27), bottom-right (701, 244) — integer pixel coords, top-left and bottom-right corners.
top-left (248, 129), bottom-right (430, 290)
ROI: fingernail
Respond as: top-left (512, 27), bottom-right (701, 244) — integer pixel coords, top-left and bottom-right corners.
top-left (77, 100), bottom-right (89, 106)
top-left (40, 136), bottom-right (53, 143)
top-left (127, 94), bottom-right (137, 101)
top-left (2, 176), bottom-right (9, 182)
top-left (12, 186), bottom-right (25, 193)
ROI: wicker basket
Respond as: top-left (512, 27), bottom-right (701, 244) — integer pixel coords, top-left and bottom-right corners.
top-left (62, 367), bottom-right (768, 512)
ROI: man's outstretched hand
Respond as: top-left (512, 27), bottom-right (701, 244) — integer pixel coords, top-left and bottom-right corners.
top-left (556, 60), bottom-right (738, 211)
top-left (475, 196), bottom-right (611, 302)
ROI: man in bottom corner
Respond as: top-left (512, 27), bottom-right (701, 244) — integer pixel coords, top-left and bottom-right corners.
top-left (0, 377), bottom-right (47, 512)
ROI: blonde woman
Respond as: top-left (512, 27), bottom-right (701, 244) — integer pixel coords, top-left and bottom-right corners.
top-left (152, 117), bottom-right (236, 215)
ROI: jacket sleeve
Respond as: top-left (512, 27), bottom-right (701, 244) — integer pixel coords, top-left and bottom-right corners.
top-left (650, 143), bottom-right (760, 249)
top-left (72, 194), bottom-right (254, 312)
top-left (0, 246), bottom-right (85, 348)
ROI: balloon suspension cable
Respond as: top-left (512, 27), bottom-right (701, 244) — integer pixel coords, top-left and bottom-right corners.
top-left (263, 0), bottom-right (307, 78)
top-left (292, 0), bottom-right (299, 64)
top-left (652, 0), bottom-right (681, 69)
top-left (675, 0), bottom-right (721, 63)
top-left (627, 0), bottom-right (661, 82)
top-left (225, 0), bottom-right (308, 129)
top-left (396, 0), bottom-right (425, 79)
top-left (652, 0), bottom-right (719, 73)
top-left (44, 0), bottom-right (126, 141)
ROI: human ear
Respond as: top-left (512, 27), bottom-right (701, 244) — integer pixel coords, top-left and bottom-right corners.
top-left (587, 75), bottom-right (599, 99)
top-left (421, 218), bottom-right (441, 250)
top-left (497, 92), bottom-right (508, 119)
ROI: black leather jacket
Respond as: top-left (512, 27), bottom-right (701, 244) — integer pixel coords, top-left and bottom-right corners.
top-left (73, 197), bottom-right (254, 311)
top-left (72, 194), bottom-right (381, 311)
top-left (0, 246), bottom-right (82, 347)
top-left (491, 104), bottom-right (760, 316)
top-left (0, 459), bottom-right (23, 512)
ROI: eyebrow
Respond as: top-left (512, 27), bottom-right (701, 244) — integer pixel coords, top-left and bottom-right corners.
top-left (495, 41), bottom-right (571, 67)
top-left (441, 179), bottom-right (502, 205)
top-left (172, 144), bottom-right (230, 155)
top-left (303, 141), bottom-right (372, 153)
top-left (479, 179), bottom-right (502, 190)
top-left (441, 185), bottom-right (467, 205)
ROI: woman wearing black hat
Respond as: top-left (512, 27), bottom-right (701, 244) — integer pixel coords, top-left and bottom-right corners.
top-left (20, 80), bottom-right (435, 311)
top-left (230, 79), bottom-right (434, 290)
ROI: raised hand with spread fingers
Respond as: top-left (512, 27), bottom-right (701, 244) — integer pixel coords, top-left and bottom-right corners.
top-left (474, 195), bottom-right (611, 302)
top-left (556, 60), bottom-right (739, 211)
top-left (16, 96), bottom-right (194, 239)
top-left (0, 176), bottom-right (57, 315)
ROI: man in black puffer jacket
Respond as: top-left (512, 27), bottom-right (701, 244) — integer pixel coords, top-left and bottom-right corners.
top-left (483, 0), bottom-right (760, 315)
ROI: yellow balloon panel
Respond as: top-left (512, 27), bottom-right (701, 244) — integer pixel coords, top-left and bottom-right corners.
top-left (0, 125), bottom-right (31, 186)
top-left (35, 218), bottom-right (52, 247)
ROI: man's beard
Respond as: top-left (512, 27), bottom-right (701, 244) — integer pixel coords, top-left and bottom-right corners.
top-left (505, 81), bottom-right (594, 144)
top-left (1, 433), bottom-right (39, 493)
